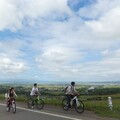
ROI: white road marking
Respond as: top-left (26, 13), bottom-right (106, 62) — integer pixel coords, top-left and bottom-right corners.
top-left (0, 103), bottom-right (83, 120)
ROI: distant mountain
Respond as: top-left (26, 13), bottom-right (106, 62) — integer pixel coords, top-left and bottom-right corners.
top-left (0, 79), bottom-right (120, 85)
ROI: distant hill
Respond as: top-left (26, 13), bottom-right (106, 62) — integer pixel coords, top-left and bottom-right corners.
top-left (0, 79), bottom-right (120, 85)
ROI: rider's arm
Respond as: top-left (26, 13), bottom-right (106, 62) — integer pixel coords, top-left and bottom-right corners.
top-left (13, 90), bottom-right (17, 97)
top-left (36, 88), bottom-right (41, 95)
top-left (73, 87), bottom-right (79, 95)
top-left (7, 91), bottom-right (10, 98)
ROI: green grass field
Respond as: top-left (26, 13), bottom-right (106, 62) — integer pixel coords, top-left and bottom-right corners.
top-left (84, 99), bottom-right (120, 118)
top-left (0, 93), bottom-right (120, 119)
top-left (0, 84), bottom-right (120, 119)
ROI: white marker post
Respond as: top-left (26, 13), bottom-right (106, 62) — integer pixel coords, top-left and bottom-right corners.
top-left (108, 96), bottom-right (113, 110)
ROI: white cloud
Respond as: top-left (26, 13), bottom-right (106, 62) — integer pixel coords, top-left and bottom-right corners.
top-left (0, 0), bottom-right (23, 31)
top-left (0, 57), bottom-right (27, 73)
top-left (102, 49), bottom-right (120, 60)
top-left (85, 7), bottom-right (120, 40)
top-left (0, 0), bottom-right (120, 82)
top-left (0, 39), bottom-right (27, 58)
top-left (35, 46), bottom-right (120, 81)
top-left (78, 0), bottom-right (120, 20)
top-left (30, 0), bottom-right (120, 81)
top-left (0, 39), bottom-right (28, 74)
top-left (24, 0), bottom-right (71, 18)
top-left (35, 45), bottom-right (84, 73)
top-left (0, 0), bottom-right (72, 31)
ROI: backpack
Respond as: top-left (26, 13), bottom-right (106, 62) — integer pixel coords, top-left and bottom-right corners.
top-left (5, 92), bottom-right (9, 99)
top-left (63, 86), bottom-right (68, 93)
top-left (63, 86), bottom-right (71, 93)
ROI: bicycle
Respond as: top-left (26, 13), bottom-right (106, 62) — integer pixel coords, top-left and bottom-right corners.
top-left (62, 95), bottom-right (84, 113)
top-left (27, 95), bottom-right (44, 109)
top-left (6, 98), bottom-right (16, 113)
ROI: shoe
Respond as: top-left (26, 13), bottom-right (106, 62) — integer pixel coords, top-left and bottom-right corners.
top-left (68, 105), bottom-right (71, 108)
top-left (64, 106), bottom-right (68, 110)
top-left (6, 107), bottom-right (9, 111)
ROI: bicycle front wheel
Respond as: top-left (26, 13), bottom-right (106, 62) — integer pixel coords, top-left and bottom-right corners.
top-left (62, 98), bottom-right (69, 111)
top-left (12, 102), bottom-right (16, 113)
top-left (36, 99), bottom-right (44, 109)
top-left (75, 99), bottom-right (84, 113)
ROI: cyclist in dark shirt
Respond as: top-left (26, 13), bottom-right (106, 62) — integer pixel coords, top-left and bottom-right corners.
top-left (6, 87), bottom-right (17, 110)
top-left (65, 81), bottom-right (79, 108)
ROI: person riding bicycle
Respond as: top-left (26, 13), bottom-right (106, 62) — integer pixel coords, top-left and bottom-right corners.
top-left (30, 83), bottom-right (40, 108)
top-left (6, 87), bottom-right (17, 110)
top-left (65, 81), bottom-right (79, 108)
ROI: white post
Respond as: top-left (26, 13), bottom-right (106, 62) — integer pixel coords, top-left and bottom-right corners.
top-left (108, 96), bottom-right (113, 110)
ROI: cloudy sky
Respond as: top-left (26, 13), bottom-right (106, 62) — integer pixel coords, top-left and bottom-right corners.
top-left (0, 0), bottom-right (120, 83)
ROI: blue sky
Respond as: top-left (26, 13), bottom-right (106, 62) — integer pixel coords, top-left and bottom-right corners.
top-left (0, 0), bottom-right (120, 83)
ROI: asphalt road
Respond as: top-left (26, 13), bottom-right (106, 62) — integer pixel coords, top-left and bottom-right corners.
top-left (0, 102), bottom-right (119, 120)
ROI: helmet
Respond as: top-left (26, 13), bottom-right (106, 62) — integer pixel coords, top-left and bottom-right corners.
top-left (71, 81), bottom-right (75, 86)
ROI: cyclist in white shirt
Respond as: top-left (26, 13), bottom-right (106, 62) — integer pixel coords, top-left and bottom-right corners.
top-left (30, 83), bottom-right (40, 108)
top-left (30, 83), bottom-right (39, 96)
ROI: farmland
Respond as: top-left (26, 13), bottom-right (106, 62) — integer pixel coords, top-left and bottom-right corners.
top-left (0, 84), bottom-right (120, 119)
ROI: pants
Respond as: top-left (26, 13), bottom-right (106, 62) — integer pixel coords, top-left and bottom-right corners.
top-left (7, 98), bottom-right (15, 107)
top-left (66, 94), bottom-right (74, 107)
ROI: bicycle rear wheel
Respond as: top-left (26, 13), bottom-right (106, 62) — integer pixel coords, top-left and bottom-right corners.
top-left (36, 99), bottom-right (44, 109)
top-left (12, 102), bottom-right (16, 113)
top-left (27, 98), bottom-right (33, 108)
top-left (75, 99), bottom-right (84, 113)
top-left (62, 98), bottom-right (69, 111)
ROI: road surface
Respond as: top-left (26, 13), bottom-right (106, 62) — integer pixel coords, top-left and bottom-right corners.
top-left (0, 102), bottom-right (119, 120)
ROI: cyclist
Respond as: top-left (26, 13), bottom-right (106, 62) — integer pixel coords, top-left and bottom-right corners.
top-left (6, 87), bottom-right (17, 110)
top-left (30, 83), bottom-right (40, 108)
top-left (65, 81), bottom-right (79, 108)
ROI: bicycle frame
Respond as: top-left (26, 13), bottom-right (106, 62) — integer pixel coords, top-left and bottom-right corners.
top-left (70, 96), bottom-right (80, 106)
top-left (36, 95), bottom-right (40, 100)
top-left (33, 95), bottom-right (40, 104)
top-left (8, 98), bottom-right (15, 106)
top-left (7, 98), bottom-right (16, 113)
top-left (71, 96), bottom-right (77, 100)
top-left (27, 95), bottom-right (44, 110)
top-left (62, 95), bottom-right (84, 113)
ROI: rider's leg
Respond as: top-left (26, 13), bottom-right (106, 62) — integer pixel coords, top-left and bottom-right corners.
top-left (31, 95), bottom-right (36, 107)
top-left (6, 98), bottom-right (10, 111)
top-left (71, 95), bottom-right (76, 106)
top-left (7, 98), bottom-right (11, 107)
top-left (66, 95), bottom-right (71, 108)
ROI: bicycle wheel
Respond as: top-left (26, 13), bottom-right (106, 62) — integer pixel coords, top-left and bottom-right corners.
top-left (6, 106), bottom-right (10, 111)
top-left (75, 99), bottom-right (84, 113)
top-left (62, 98), bottom-right (69, 111)
top-left (27, 98), bottom-right (32, 108)
top-left (12, 102), bottom-right (16, 113)
top-left (36, 99), bottom-right (44, 109)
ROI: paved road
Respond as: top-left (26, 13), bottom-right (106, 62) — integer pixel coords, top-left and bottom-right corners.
top-left (0, 103), bottom-right (119, 120)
